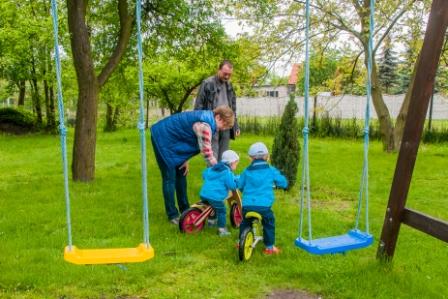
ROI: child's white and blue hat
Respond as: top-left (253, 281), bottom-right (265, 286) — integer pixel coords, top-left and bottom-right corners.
top-left (221, 150), bottom-right (240, 164)
top-left (248, 142), bottom-right (269, 157)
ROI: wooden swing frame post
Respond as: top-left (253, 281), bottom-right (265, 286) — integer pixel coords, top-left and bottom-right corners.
top-left (377, 0), bottom-right (448, 261)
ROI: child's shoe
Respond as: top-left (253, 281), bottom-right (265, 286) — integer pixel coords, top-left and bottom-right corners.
top-left (207, 218), bottom-right (218, 227)
top-left (218, 228), bottom-right (231, 237)
top-left (263, 246), bottom-right (281, 255)
top-left (169, 217), bottom-right (179, 225)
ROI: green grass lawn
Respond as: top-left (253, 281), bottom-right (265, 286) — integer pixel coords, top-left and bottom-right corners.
top-left (0, 130), bottom-right (447, 298)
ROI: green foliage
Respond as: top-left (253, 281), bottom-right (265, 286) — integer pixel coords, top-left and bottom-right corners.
top-left (435, 66), bottom-right (448, 95)
top-left (238, 116), bottom-right (280, 135)
top-left (145, 36), bottom-right (266, 113)
top-left (240, 115), bottom-right (382, 141)
top-left (271, 94), bottom-right (300, 189)
top-left (331, 54), bottom-right (367, 96)
top-left (296, 52), bottom-right (338, 96)
top-left (294, 50), bottom-right (368, 96)
top-left (378, 37), bottom-right (399, 94)
top-left (423, 122), bottom-right (448, 143)
top-left (265, 73), bottom-right (288, 86)
top-left (145, 55), bottom-right (212, 113)
top-left (100, 63), bottom-right (138, 131)
top-left (0, 0), bottom-right (53, 75)
top-left (396, 3), bottom-right (427, 94)
top-left (241, 115), bottom-right (448, 145)
top-left (229, 37), bottom-right (267, 96)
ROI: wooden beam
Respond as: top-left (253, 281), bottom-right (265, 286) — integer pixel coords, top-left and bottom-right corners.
top-left (402, 208), bottom-right (448, 243)
top-left (376, 0), bottom-right (448, 261)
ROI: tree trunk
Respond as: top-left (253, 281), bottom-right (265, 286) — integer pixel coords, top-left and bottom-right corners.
top-left (30, 51), bottom-right (43, 125)
top-left (18, 80), bottom-right (26, 106)
top-left (104, 103), bottom-right (119, 132)
top-left (145, 98), bottom-right (150, 129)
top-left (68, 0), bottom-right (99, 181)
top-left (67, 0), bottom-right (133, 181)
top-left (30, 78), bottom-right (43, 125)
top-left (312, 94), bottom-right (318, 131)
top-left (105, 103), bottom-right (114, 132)
top-left (428, 91), bottom-right (434, 132)
top-left (49, 85), bottom-right (56, 129)
top-left (43, 79), bottom-right (57, 132)
top-left (393, 55), bottom-right (421, 150)
top-left (357, 0), bottom-right (395, 152)
top-left (113, 106), bottom-right (120, 129)
top-left (72, 80), bottom-right (99, 181)
top-left (43, 44), bottom-right (57, 132)
top-left (369, 60), bottom-right (395, 152)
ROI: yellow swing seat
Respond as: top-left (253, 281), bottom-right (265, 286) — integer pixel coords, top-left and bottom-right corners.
top-left (64, 243), bottom-right (154, 265)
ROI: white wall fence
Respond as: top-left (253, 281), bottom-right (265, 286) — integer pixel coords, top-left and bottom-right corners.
top-left (237, 94), bottom-right (448, 119)
top-left (5, 94), bottom-right (448, 120)
top-left (1, 98), bottom-right (14, 108)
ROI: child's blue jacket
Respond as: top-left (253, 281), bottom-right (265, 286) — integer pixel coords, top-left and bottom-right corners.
top-left (199, 162), bottom-right (238, 202)
top-left (238, 159), bottom-right (288, 207)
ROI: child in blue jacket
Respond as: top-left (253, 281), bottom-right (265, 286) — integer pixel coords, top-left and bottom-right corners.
top-left (199, 150), bottom-right (240, 236)
top-left (238, 142), bottom-right (288, 254)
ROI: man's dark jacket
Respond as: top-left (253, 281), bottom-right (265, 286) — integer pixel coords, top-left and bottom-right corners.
top-left (194, 75), bottom-right (239, 139)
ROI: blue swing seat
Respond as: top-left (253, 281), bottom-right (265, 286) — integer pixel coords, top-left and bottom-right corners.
top-left (295, 229), bottom-right (373, 255)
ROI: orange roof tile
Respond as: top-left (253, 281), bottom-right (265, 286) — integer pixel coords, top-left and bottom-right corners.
top-left (288, 63), bottom-right (301, 85)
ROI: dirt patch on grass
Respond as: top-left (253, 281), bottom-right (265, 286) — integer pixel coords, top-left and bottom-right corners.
top-left (311, 198), bottom-right (352, 212)
top-left (266, 289), bottom-right (322, 299)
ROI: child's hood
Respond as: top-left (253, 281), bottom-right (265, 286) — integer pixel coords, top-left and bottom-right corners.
top-left (207, 162), bottom-right (231, 179)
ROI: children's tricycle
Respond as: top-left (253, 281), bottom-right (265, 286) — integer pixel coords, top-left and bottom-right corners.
top-left (238, 211), bottom-right (264, 261)
top-left (179, 190), bottom-right (242, 233)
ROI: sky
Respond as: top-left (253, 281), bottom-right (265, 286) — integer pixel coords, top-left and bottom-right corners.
top-left (221, 16), bottom-right (299, 78)
top-left (220, 9), bottom-right (416, 79)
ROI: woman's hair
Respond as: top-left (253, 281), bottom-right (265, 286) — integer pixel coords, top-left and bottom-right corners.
top-left (213, 106), bottom-right (235, 129)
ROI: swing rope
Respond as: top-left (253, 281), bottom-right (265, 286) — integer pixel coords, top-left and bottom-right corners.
top-left (135, 0), bottom-right (151, 246)
top-left (355, 0), bottom-right (375, 234)
top-left (50, 0), bottom-right (72, 249)
top-left (298, 0), bottom-right (374, 240)
top-left (298, 0), bottom-right (312, 242)
top-left (50, 0), bottom-right (151, 249)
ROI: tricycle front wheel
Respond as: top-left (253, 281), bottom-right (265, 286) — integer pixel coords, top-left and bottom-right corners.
top-left (239, 227), bottom-right (255, 261)
top-left (230, 202), bottom-right (242, 228)
top-left (179, 208), bottom-right (205, 234)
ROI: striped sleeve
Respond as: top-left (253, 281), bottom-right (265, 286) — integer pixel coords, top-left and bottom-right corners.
top-left (193, 122), bottom-right (217, 166)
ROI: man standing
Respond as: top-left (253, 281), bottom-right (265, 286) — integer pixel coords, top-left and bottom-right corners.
top-left (194, 60), bottom-right (240, 161)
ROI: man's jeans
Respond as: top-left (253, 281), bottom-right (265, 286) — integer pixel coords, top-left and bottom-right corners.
top-left (151, 137), bottom-right (189, 220)
top-left (212, 129), bottom-right (230, 161)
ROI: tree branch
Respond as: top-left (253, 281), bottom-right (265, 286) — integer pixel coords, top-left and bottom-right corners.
top-left (161, 88), bottom-right (176, 113)
top-left (373, 0), bottom-right (417, 54)
top-left (176, 81), bottom-right (203, 113)
top-left (294, 0), bottom-right (362, 40)
top-left (97, 0), bottom-right (134, 87)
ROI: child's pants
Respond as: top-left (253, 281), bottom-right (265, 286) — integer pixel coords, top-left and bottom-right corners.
top-left (204, 199), bottom-right (227, 228)
top-left (239, 206), bottom-right (275, 247)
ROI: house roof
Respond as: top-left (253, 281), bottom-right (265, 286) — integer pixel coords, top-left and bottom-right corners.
top-left (288, 63), bottom-right (301, 85)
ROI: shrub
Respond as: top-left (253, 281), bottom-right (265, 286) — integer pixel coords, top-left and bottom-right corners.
top-left (0, 108), bottom-right (38, 134)
top-left (271, 94), bottom-right (301, 189)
